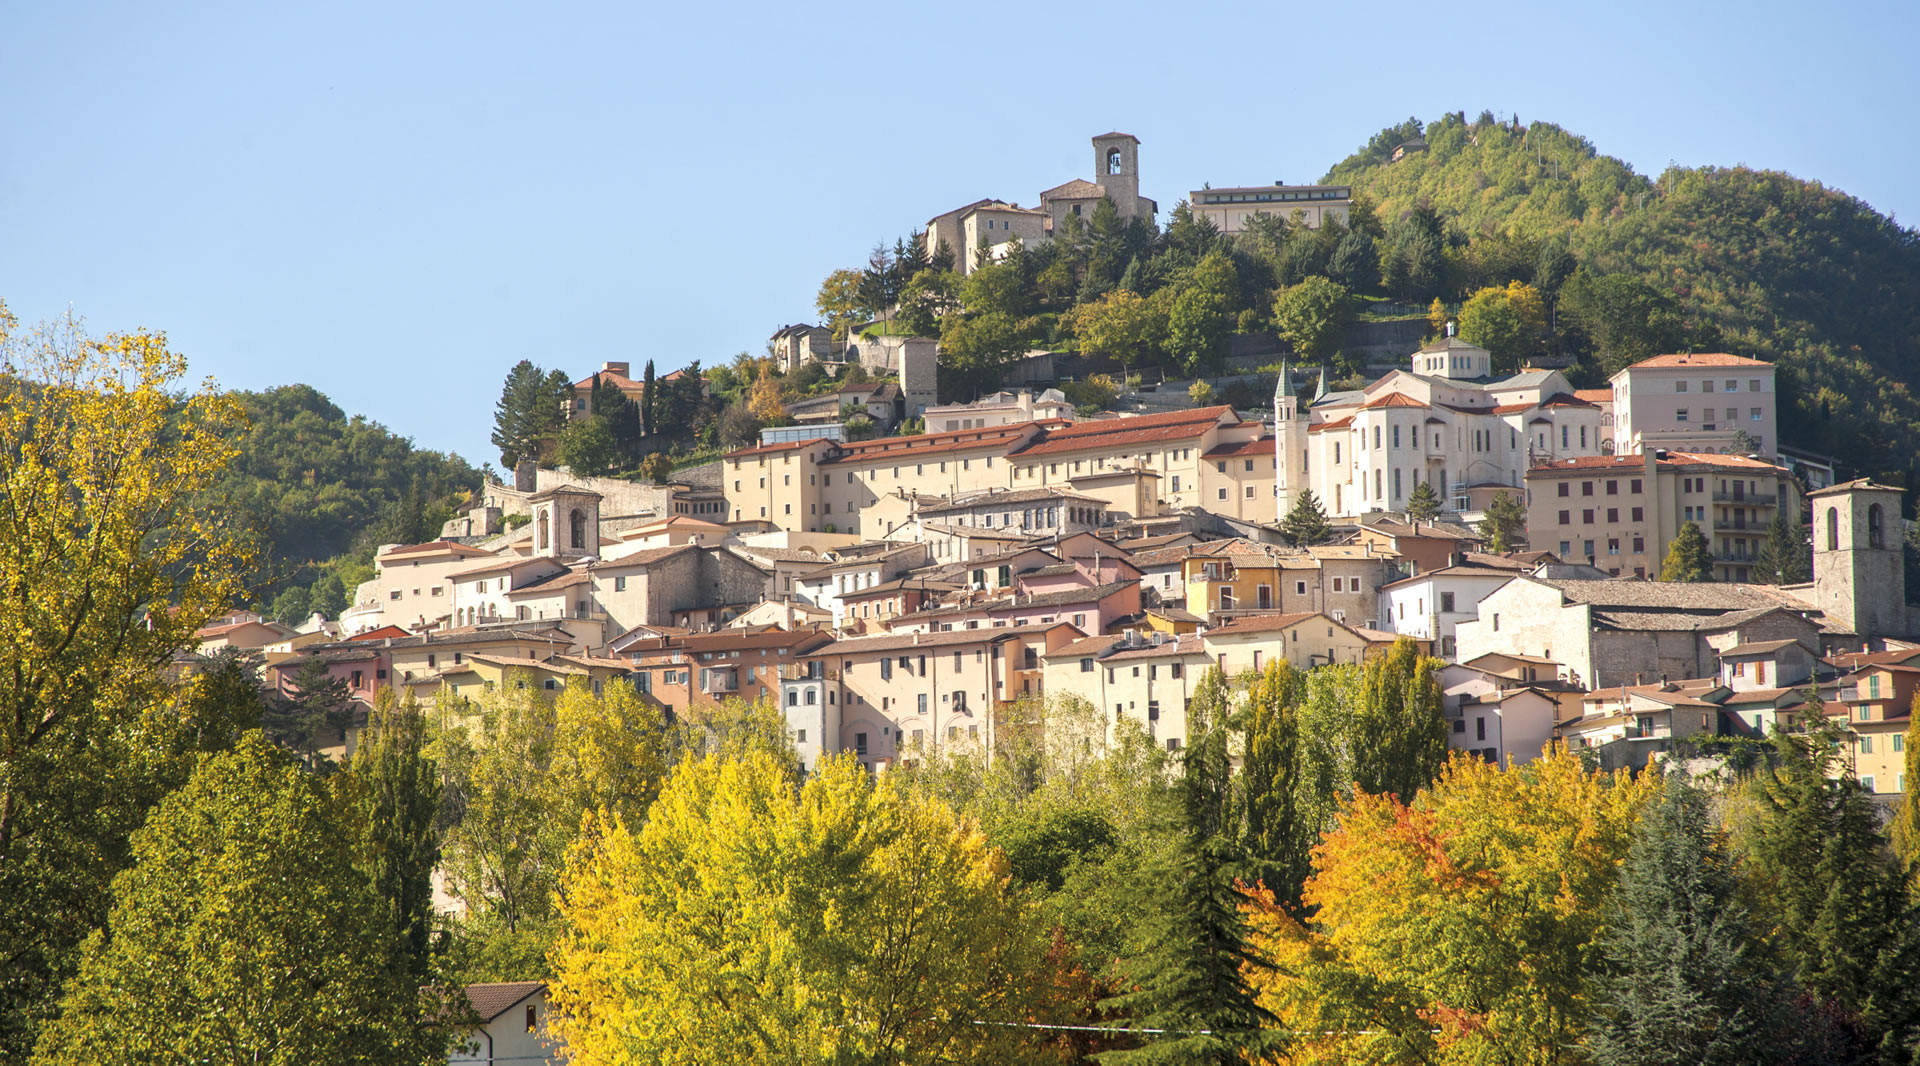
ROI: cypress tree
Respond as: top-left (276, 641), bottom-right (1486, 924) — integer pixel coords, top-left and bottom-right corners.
top-left (1659, 521), bottom-right (1715, 581)
top-left (1280, 489), bottom-right (1332, 547)
top-left (1586, 774), bottom-right (1789, 1065)
top-left (642, 359), bottom-right (657, 437)
top-left (1100, 669), bottom-right (1284, 1065)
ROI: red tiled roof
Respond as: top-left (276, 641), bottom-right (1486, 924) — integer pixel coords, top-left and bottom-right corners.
top-left (826, 424), bottom-right (1040, 465)
top-left (723, 438), bottom-right (831, 460)
top-left (1361, 393), bottom-right (1429, 409)
top-left (1308, 416), bottom-right (1353, 433)
top-left (1628, 353), bottom-right (1771, 369)
top-left (1010, 407), bottom-right (1236, 458)
top-left (381, 539), bottom-right (493, 558)
top-left (1202, 436), bottom-right (1274, 458)
top-left (1206, 612), bottom-right (1324, 635)
top-left (1574, 388), bottom-right (1613, 404)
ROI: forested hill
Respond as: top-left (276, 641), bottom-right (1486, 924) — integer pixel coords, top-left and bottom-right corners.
top-left (214, 385), bottom-right (482, 615)
top-left (1322, 112), bottom-right (1920, 476)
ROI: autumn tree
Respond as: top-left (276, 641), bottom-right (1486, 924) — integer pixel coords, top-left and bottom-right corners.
top-left (816, 267), bottom-right (867, 339)
top-left (1479, 489), bottom-right (1525, 553)
top-left (1247, 749), bottom-right (1654, 1064)
top-left (747, 362), bottom-right (786, 422)
top-left (1405, 479), bottom-right (1442, 522)
top-left (1271, 275), bottom-right (1354, 364)
top-left (0, 307), bottom-right (255, 1055)
top-left (32, 734), bottom-right (442, 1065)
top-left (551, 751), bottom-right (1048, 1065)
top-left (1585, 774), bottom-right (1796, 1066)
top-left (1659, 521), bottom-right (1715, 581)
top-left (1280, 489), bottom-right (1333, 546)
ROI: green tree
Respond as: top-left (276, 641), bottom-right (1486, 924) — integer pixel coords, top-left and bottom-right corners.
top-left (1280, 489), bottom-right (1333, 547)
top-left (343, 691), bottom-right (442, 981)
top-left (1327, 227), bottom-right (1380, 291)
top-left (1351, 638), bottom-right (1448, 804)
top-left (490, 359), bottom-right (570, 467)
top-left (555, 415), bottom-right (616, 476)
top-left (816, 267), bottom-right (867, 339)
top-left (262, 656), bottom-right (354, 770)
top-left (1659, 521), bottom-right (1714, 581)
top-left (897, 268), bottom-right (961, 336)
top-left (939, 310), bottom-right (1028, 400)
top-left (1457, 281), bottom-right (1547, 374)
top-left (1755, 513), bottom-right (1811, 584)
top-left (1069, 289), bottom-right (1167, 382)
top-left (1165, 253), bottom-right (1239, 377)
top-left (32, 734), bottom-right (441, 1065)
top-left (1585, 774), bottom-right (1791, 1065)
top-left (1556, 271), bottom-right (1686, 377)
top-left (310, 573), bottom-right (348, 619)
top-left (270, 583), bottom-right (312, 625)
top-left (1405, 479), bottom-right (1442, 522)
top-left (1895, 694), bottom-right (1920, 878)
top-left (1750, 705), bottom-right (1920, 1060)
top-left (1270, 275), bottom-right (1354, 364)
top-left (1479, 489), bottom-right (1526, 553)
top-left (1239, 662), bottom-right (1310, 910)
top-left (1102, 669), bottom-right (1284, 1065)
top-left (642, 358), bottom-right (657, 436)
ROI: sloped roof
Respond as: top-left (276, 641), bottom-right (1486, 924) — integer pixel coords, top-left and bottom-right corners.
top-left (464, 982), bottom-right (545, 1023)
top-left (1628, 353), bottom-right (1771, 369)
top-left (1040, 178), bottom-right (1106, 200)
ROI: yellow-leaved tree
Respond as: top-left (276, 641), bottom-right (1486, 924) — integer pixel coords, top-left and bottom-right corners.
top-left (1245, 747), bottom-right (1654, 1065)
top-left (551, 751), bottom-right (1050, 1065)
top-left (0, 305), bottom-right (255, 1054)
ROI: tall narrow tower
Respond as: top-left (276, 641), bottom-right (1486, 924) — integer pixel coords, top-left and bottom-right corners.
top-left (1092, 132), bottom-right (1141, 219)
top-left (1808, 479), bottom-right (1907, 639)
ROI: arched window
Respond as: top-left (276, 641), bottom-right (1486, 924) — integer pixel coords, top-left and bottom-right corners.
top-left (570, 508), bottom-right (586, 550)
top-left (1827, 507), bottom-right (1840, 551)
top-left (538, 510), bottom-right (549, 550)
top-left (1107, 148), bottom-right (1123, 175)
top-left (1869, 503), bottom-right (1885, 548)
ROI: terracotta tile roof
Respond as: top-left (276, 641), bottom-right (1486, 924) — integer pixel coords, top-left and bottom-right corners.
top-left (380, 539), bottom-right (494, 558)
top-left (1051, 634), bottom-right (1122, 659)
top-left (1202, 436), bottom-right (1275, 458)
top-left (1361, 393), bottom-right (1429, 409)
top-left (1663, 452), bottom-right (1787, 470)
top-left (1103, 634), bottom-right (1206, 661)
top-left (919, 486), bottom-right (1103, 512)
top-left (802, 627), bottom-right (1018, 657)
top-left (1041, 178), bottom-right (1106, 200)
top-left (824, 424), bottom-right (1040, 465)
top-left (1719, 639), bottom-right (1804, 657)
top-left (723, 438), bottom-right (832, 460)
top-left (1308, 416), bottom-right (1353, 433)
top-left (1541, 393), bottom-right (1597, 408)
top-left (448, 556), bottom-right (562, 579)
top-left (1628, 353), bottom-right (1771, 369)
top-left (1206, 611), bottom-right (1325, 636)
top-left (1010, 407), bottom-right (1236, 458)
top-left (1574, 388), bottom-right (1613, 404)
top-left (1127, 546), bottom-right (1192, 567)
top-left (591, 544), bottom-right (703, 570)
top-left (504, 569), bottom-right (591, 595)
top-left (464, 982), bottom-right (545, 1023)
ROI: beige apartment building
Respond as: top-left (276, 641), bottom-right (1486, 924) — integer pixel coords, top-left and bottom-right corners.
top-left (1610, 353), bottom-right (1777, 457)
top-left (1042, 632), bottom-right (1213, 752)
top-left (1524, 450), bottom-right (1797, 581)
top-left (344, 539), bottom-right (498, 633)
top-left (718, 407), bottom-right (1278, 534)
top-left (1188, 183), bottom-right (1352, 234)
top-left (780, 625), bottom-right (1078, 770)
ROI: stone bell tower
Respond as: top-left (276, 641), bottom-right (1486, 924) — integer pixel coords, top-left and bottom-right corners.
top-left (1092, 132), bottom-right (1141, 219)
top-left (528, 485), bottom-right (602, 562)
top-left (1808, 479), bottom-right (1907, 639)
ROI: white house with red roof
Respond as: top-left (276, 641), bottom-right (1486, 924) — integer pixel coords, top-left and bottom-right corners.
top-left (1609, 352), bottom-right (1776, 457)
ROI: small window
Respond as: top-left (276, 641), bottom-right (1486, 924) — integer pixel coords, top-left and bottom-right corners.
top-left (527, 1004), bottom-right (537, 1033)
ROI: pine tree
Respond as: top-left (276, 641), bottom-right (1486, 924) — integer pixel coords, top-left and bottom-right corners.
top-left (1751, 704), bottom-right (1920, 1061)
top-left (1280, 489), bottom-right (1332, 547)
top-left (490, 360), bottom-right (566, 468)
top-left (1586, 774), bottom-right (1789, 1065)
top-left (1479, 489), bottom-right (1525, 554)
top-left (1404, 480), bottom-right (1442, 523)
top-left (261, 657), bottom-right (353, 770)
top-left (1101, 669), bottom-right (1284, 1065)
top-left (1659, 521), bottom-right (1715, 581)
top-left (342, 691), bottom-right (442, 980)
top-left (1755, 513), bottom-right (1811, 584)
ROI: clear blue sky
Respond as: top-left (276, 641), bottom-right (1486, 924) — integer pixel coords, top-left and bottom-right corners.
top-left (4, 0), bottom-right (1915, 470)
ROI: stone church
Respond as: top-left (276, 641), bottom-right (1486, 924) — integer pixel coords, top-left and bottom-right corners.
top-left (926, 132), bottom-right (1158, 274)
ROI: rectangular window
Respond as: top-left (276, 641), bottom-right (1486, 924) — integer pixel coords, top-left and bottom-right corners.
top-left (1677, 408), bottom-right (1689, 422)
top-left (1607, 508), bottom-right (1618, 523)
top-left (1558, 510), bottom-right (1571, 524)
top-left (1675, 380), bottom-right (1688, 393)
top-left (1750, 407), bottom-right (1762, 421)
top-left (1582, 509), bottom-right (1594, 524)
top-left (1631, 507), bottom-right (1643, 521)
top-left (1861, 735), bottom-right (1874, 755)
top-left (614, 575), bottom-right (627, 592)
top-left (1558, 483), bottom-right (1570, 497)
top-left (1606, 480), bottom-right (1618, 495)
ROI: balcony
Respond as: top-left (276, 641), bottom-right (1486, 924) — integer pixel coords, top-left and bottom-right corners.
top-left (776, 662), bottom-right (837, 681)
top-left (1711, 491), bottom-right (1777, 507)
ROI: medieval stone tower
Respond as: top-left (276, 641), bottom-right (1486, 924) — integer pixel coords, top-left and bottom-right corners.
top-left (1092, 132), bottom-right (1141, 219)
top-left (529, 485), bottom-right (602, 562)
top-left (1809, 479), bottom-right (1907, 639)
